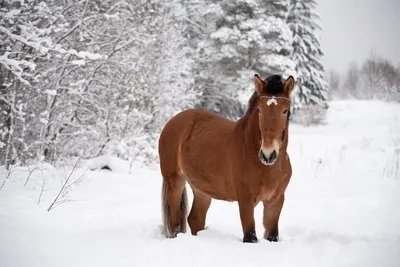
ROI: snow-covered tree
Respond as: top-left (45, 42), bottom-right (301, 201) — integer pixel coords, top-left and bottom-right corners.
top-left (152, 2), bottom-right (197, 127)
top-left (30, 0), bottom-right (198, 164)
top-left (261, 0), bottom-right (296, 77)
top-left (358, 55), bottom-right (400, 101)
top-left (0, 0), bottom-right (71, 167)
top-left (96, 0), bottom-right (198, 163)
top-left (327, 69), bottom-right (340, 97)
top-left (337, 54), bottom-right (400, 102)
top-left (191, 0), bottom-right (295, 119)
top-left (288, 0), bottom-right (328, 110)
top-left (2, 0), bottom-right (332, 167)
top-left (343, 62), bottom-right (360, 98)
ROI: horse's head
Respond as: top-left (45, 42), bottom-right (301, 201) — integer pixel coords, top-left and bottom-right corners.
top-left (253, 74), bottom-right (295, 166)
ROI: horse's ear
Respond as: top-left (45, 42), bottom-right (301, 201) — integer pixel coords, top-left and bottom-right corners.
top-left (284, 76), bottom-right (295, 95)
top-left (254, 74), bottom-right (266, 95)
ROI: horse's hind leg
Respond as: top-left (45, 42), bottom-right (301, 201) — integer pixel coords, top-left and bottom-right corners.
top-left (162, 172), bottom-right (188, 238)
top-left (188, 188), bottom-right (212, 235)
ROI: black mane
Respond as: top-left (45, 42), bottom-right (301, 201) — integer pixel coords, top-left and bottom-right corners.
top-left (247, 74), bottom-right (284, 113)
top-left (264, 75), bottom-right (284, 94)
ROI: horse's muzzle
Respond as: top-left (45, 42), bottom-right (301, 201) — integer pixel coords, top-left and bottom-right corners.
top-left (259, 148), bottom-right (278, 165)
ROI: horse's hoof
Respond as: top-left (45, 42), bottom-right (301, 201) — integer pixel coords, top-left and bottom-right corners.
top-left (165, 231), bottom-right (178, 238)
top-left (165, 225), bottom-right (181, 238)
top-left (266, 235), bottom-right (279, 242)
top-left (243, 232), bottom-right (258, 243)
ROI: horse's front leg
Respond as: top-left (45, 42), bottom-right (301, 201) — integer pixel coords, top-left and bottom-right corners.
top-left (238, 196), bottom-right (257, 243)
top-left (263, 195), bottom-right (284, 242)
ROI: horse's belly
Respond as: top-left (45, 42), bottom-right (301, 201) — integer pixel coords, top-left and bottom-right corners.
top-left (179, 150), bottom-right (236, 201)
top-left (186, 174), bottom-right (236, 201)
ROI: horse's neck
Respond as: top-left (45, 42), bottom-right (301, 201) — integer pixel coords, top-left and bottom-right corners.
top-left (236, 111), bottom-right (260, 152)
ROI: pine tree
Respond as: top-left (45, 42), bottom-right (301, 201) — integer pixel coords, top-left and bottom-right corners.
top-left (182, 1), bottom-right (247, 120)
top-left (193, 0), bottom-right (295, 119)
top-left (261, 0), bottom-right (296, 77)
top-left (288, 0), bottom-right (328, 110)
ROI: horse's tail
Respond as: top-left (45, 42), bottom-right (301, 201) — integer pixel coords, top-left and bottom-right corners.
top-left (162, 179), bottom-right (188, 237)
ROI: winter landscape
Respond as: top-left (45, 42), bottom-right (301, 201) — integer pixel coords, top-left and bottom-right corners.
top-left (2, 100), bottom-right (400, 267)
top-left (1, 0), bottom-right (400, 267)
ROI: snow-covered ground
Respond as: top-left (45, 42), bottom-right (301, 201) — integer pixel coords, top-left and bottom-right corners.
top-left (1, 100), bottom-right (400, 267)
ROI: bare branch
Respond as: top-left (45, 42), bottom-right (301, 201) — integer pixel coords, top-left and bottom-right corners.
top-left (47, 158), bottom-right (88, 211)
top-left (55, 0), bottom-right (90, 44)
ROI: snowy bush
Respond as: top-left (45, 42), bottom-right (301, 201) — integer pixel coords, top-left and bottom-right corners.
top-left (334, 55), bottom-right (400, 102)
top-left (291, 104), bottom-right (327, 126)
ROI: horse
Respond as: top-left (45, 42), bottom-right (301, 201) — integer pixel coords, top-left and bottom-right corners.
top-left (158, 74), bottom-right (295, 243)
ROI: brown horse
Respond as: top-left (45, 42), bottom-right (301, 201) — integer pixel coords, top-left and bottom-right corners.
top-left (158, 74), bottom-right (295, 243)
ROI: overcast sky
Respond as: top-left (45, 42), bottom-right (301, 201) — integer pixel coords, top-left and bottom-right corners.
top-left (317, 0), bottom-right (400, 72)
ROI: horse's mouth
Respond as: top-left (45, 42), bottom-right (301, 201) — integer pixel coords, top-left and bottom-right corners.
top-left (259, 149), bottom-right (278, 166)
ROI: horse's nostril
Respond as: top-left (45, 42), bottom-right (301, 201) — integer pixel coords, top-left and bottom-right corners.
top-left (269, 150), bottom-right (277, 161)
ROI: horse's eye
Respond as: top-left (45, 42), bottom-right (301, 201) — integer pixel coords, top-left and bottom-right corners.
top-left (283, 109), bottom-right (288, 115)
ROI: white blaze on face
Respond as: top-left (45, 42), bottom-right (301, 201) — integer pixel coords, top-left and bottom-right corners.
top-left (266, 98), bottom-right (278, 106)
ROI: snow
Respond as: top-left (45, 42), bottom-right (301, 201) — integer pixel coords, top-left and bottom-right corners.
top-left (39, 118), bottom-right (48, 124)
top-left (1, 100), bottom-right (400, 267)
top-left (4, 9), bottom-right (21, 19)
top-left (44, 89), bottom-right (57, 96)
top-left (104, 13), bottom-right (120, 20)
top-left (79, 155), bottom-right (133, 173)
top-left (76, 51), bottom-right (104, 60)
top-left (0, 26), bottom-right (49, 54)
top-left (0, 51), bottom-right (36, 85)
top-left (71, 59), bottom-right (86, 66)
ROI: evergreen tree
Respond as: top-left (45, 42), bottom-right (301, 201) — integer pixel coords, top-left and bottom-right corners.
top-left (288, 0), bottom-right (328, 110)
top-left (194, 0), bottom-right (295, 119)
top-left (260, 0), bottom-right (296, 77)
top-left (184, 1), bottom-right (247, 120)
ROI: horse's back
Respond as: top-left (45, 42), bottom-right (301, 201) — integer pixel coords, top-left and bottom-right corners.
top-left (159, 109), bottom-right (232, 153)
top-left (160, 108), bottom-right (233, 142)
